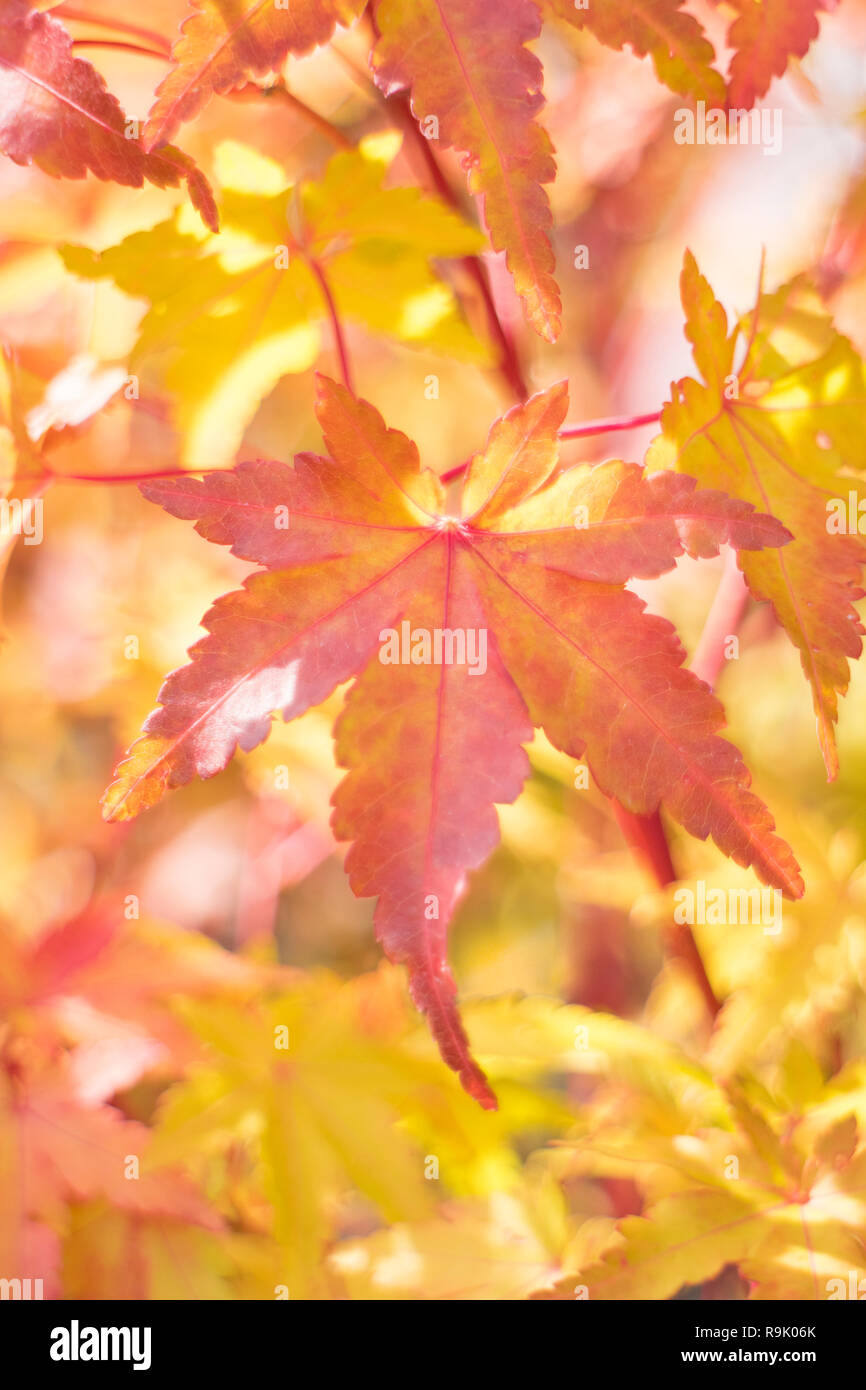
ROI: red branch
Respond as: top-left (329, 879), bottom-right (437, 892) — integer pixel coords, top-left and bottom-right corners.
top-left (690, 548), bottom-right (749, 689)
top-left (307, 257), bottom-right (354, 393)
top-left (231, 81), bottom-right (354, 151)
top-left (56, 7), bottom-right (172, 57)
top-left (613, 549), bottom-right (755, 1024)
top-left (559, 409), bottom-right (661, 441)
top-left (439, 406), bottom-right (664, 484)
top-left (38, 466), bottom-right (216, 485)
top-left (70, 39), bottom-right (167, 61)
top-left (386, 91), bottom-right (529, 402)
top-left (612, 804), bottom-right (721, 1021)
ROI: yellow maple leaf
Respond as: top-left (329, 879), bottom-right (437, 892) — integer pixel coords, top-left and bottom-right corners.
top-left (60, 134), bottom-right (488, 468)
top-left (647, 253), bottom-right (866, 780)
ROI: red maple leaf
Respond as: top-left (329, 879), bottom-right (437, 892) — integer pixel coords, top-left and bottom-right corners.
top-left (0, 0), bottom-right (217, 229)
top-left (102, 377), bottom-right (803, 1106)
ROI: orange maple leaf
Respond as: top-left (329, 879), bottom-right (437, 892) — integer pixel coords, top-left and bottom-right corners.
top-left (725, 0), bottom-right (829, 109)
top-left (371, 0), bottom-right (561, 341)
top-left (143, 0), bottom-right (368, 151)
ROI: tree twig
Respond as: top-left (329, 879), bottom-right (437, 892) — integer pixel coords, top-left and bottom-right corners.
top-left (57, 7), bottom-right (172, 57)
top-left (613, 548), bottom-right (756, 1022)
top-left (439, 405), bottom-right (664, 484)
top-left (231, 80), bottom-right (354, 151)
top-left (690, 548), bottom-right (749, 689)
top-left (611, 803), bottom-right (721, 1020)
top-left (559, 409), bottom-right (661, 441)
top-left (307, 257), bottom-right (354, 392)
top-left (390, 93), bottom-right (529, 401)
top-left (70, 39), bottom-right (168, 61)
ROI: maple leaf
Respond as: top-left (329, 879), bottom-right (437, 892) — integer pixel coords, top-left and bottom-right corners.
top-left (0, 1062), bottom-right (220, 1279)
top-left (0, 0), bottom-right (217, 230)
top-left (459, 993), bottom-right (719, 1100)
top-left (547, 0), bottom-right (726, 105)
top-left (329, 1177), bottom-right (590, 1300)
top-left (371, 0), bottom-right (561, 341)
top-left (546, 1189), bottom-right (764, 1299)
top-left (541, 1069), bottom-right (866, 1300)
top-left (62, 1203), bottom-right (236, 1301)
top-left (62, 135), bottom-right (487, 466)
top-left (725, 0), bottom-right (828, 109)
top-left (24, 353), bottom-right (127, 442)
top-left (147, 976), bottom-right (604, 1295)
top-left (149, 985), bottom-right (433, 1296)
top-left (694, 831), bottom-right (866, 1076)
top-left (0, 901), bottom-right (267, 1066)
top-left (102, 375), bottom-right (802, 1106)
top-left (143, 0), bottom-right (368, 151)
top-left (646, 252), bottom-right (866, 780)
